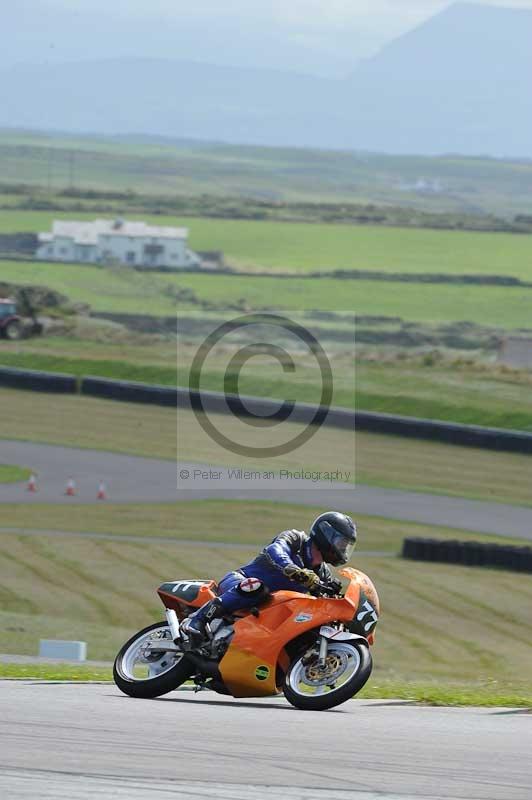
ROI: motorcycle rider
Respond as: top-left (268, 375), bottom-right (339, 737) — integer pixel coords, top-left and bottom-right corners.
top-left (181, 511), bottom-right (357, 646)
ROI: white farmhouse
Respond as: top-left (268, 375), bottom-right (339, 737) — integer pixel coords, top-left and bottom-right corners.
top-left (36, 219), bottom-right (201, 269)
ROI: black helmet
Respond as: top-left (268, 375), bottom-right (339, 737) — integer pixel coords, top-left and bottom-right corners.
top-left (309, 511), bottom-right (357, 566)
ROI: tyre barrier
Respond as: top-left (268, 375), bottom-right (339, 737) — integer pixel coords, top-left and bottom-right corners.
top-left (0, 366), bottom-right (77, 394)
top-left (177, 387), bottom-right (352, 429)
top-left (178, 389), bottom-right (532, 452)
top-left (402, 537), bottom-right (532, 573)
top-left (3, 365), bottom-right (532, 455)
top-left (355, 410), bottom-right (532, 454)
top-left (81, 377), bottom-right (176, 407)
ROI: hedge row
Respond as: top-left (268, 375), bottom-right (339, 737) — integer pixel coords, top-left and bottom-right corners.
top-left (402, 537), bottom-right (532, 573)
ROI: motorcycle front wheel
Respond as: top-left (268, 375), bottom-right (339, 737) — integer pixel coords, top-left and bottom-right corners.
top-left (113, 620), bottom-right (194, 698)
top-left (284, 640), bottom-right (372, 711)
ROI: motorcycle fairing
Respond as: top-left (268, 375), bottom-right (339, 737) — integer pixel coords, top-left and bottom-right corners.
top-left (157, 580), bottom-right (218, 612)
top-left (217, 589), bottom-right (363, 698)
top-left (318, 625), bottom-right (369, 645)
top-left (338, 567), bottom-right (379, 644)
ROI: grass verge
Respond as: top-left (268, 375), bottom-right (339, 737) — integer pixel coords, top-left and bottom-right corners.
top-left (0, 501), bottom-right (528, 550)
top-left (0, 663), bottom-right (112, 681)
top-left (359, 679), bottom-right (532, 708)
top-left (0, 465), bottom-right (31, 483)
top-left (0, 665), bottom-right (530, 707)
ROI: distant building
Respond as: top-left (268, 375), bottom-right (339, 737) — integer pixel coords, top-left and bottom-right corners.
top-left (498, 337), bottom-right (532, 370)
top-left (36, 219), bottom-right (201, 269)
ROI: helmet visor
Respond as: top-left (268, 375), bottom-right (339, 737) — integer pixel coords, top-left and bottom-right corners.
top-left (318, 521), bottom-right (356, 565)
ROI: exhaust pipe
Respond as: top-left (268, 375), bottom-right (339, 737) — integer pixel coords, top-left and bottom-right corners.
top-left (184, 652), bottom-right (222, 681)
top-left (165, 608), bottom-right (181, 643)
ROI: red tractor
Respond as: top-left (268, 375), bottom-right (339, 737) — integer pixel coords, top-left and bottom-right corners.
top-left (0, 291), bottom-right (42, 340)
top-left (0, 298), bottom-right (23, 340)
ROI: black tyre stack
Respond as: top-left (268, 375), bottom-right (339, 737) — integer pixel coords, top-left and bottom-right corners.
top-left (402, 537), bottom-right (532, 573)
top-left (0, 366), bottom-right (77, 393)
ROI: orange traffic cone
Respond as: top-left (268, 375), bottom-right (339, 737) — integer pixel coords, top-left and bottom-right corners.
top-left (27, 474), bottom-right (37, 493)
top-left (97, 481), bottom-right (107, 500)
top-left (65, 477), bottom-right (76, 497)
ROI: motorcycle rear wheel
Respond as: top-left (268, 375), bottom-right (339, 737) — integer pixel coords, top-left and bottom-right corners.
top-left (284, 640), bottom-right (372, 711)
top-left (113, 620), bottom-right (194, 699)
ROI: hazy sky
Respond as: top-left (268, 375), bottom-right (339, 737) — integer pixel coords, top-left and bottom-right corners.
top-left (6, 1), bottom-right (532, 75)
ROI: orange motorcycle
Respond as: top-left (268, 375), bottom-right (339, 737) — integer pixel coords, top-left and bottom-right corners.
top-left (113, 567), bottom-right (380, 711)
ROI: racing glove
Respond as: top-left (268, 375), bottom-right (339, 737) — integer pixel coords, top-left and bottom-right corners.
top-left (284, 565), bottom-right (320, 589)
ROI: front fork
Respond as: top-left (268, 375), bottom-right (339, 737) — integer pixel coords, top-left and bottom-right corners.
top-left (316, 624), bottom-right (349, 666)
top-left (318, 634), bottom-right (328, 667)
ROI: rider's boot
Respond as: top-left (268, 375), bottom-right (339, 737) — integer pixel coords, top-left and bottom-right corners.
top-left (181, 598), bottom-right (223, 646)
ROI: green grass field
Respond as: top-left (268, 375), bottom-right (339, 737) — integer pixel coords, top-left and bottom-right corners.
top-left (0, 500), bottom-right (527, 550)
top-left (2, 209), bottom-right (532, 278)
top-left (0, 465), bottom-right (31, 483)
top-left (2, 337), bottom-right (532, 432)
top-left (2, 257), bottom-right (532, 329)
top-left (1, 517), bottom-right (531, 701)
top-left (1, 388), bottom-right (531, 505)
top-left (2, 129), bottom-right (532, 217)
top-left (174, 273), bottom-right (532, 329)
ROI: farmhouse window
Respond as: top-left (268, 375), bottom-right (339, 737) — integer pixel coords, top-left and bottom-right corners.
top-left (144, 244), bottom-right (164, 256)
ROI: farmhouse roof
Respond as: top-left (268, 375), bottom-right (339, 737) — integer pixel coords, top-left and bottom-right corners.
top-left (48, 219), bottom-right (189, 245)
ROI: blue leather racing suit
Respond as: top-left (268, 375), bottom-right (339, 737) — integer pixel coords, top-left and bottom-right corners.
top-left (215, 528), bottom-right (333, 614)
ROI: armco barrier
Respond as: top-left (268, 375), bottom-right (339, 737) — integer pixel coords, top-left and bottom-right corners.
top-left (402, 537), bottom-right (532, 574)
top-left (0, 366), bottom-right (77, 393)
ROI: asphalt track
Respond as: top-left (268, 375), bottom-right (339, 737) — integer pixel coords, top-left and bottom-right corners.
top-left (1, 682), bottom-right (530, 800)
top-left (1, 439), bottom-right (531, 539)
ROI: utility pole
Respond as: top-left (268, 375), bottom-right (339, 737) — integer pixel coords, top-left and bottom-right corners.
top-left (47, 147), bottom-right (54, 196)
top-left (68, 150), bottom-right (75, 189)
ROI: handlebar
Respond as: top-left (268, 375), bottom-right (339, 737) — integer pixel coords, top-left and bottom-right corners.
top-left (315, 581), bottom-right (340, 597)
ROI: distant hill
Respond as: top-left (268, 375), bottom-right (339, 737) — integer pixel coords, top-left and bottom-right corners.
top-left (347, 2), bottom-right (532, 157)
top-left (0, 58), bottom-right (340, 148)
top-left (1, 3), bottom-right (531, 157)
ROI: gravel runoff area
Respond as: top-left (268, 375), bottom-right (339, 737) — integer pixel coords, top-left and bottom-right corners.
top-left (1, 439), bottom-right (532, 539)
top-left (0, 682), bottom-right (531, 800)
